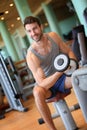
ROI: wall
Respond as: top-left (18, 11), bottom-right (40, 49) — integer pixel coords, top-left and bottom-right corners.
top-left (0, 15), bottom-right (77, 58)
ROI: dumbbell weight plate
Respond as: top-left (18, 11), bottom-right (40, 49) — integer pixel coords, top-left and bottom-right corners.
top-left (54, 54), bottom-right (70, 72)
top-left (65, 59), bottom-right (78, 76)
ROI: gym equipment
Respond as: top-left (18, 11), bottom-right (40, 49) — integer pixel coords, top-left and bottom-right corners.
top-left (0, 87), bottom-right (3, 106)
top-left (54, 54), bottom-right (69, 72)
top-left (0, 52), bottom-right (28, 112)
top-left (72, 29), bottom-right (87, 122)
top-left (5, 56), bottom-right (35, 100)
top-left (72, 68), bottom-right (87, 122)
top-left (65, 58), bottom-right (78, 76)
top-left (38, 92), bottom-right (79, 130)
top-left (78, 32), bottom-right (87, 65)
top-left (71, 25), bottom-right (85, 61)
top-left (0, 87), bottom-right (5, 119)
top-left (54, 54), bottom-right (78, 76)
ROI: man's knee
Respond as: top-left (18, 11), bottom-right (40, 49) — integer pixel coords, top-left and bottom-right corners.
top-left (65, 77), bottom-right (72, 89)
top-left (33, 86), bottom-right (47, 98)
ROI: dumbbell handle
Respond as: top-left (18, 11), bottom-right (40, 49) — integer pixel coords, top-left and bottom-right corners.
top-left (65, 58), bottom-right (78, 77)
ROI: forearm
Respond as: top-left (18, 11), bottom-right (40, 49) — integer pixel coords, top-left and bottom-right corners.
top-left (39, 72), bottom-right (63, 90)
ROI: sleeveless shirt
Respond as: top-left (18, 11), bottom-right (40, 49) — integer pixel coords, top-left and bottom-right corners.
top-left (28, 35), bottom-right (60, 77)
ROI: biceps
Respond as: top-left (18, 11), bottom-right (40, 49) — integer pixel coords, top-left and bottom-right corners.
top-left (26, 55), bottom-right (45, 84)
top-left (33, 67), bottom-right (46, 84)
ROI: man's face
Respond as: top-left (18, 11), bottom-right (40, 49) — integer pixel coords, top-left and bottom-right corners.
top-left (25, 22), bottom-right (43, 42)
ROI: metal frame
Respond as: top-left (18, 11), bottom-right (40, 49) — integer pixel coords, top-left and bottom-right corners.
top-left (0, 53), bottom-right (27, 112)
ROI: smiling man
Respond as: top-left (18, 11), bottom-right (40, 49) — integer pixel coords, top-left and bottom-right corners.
top-left (24, 16), bottom-right (77, 130)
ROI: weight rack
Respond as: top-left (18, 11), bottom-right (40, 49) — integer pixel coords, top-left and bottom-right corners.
top-left (0, 52), bottom-right (28, 112)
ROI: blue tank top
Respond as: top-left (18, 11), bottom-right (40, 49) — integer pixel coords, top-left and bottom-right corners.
top-left (28, 35), bottom-right (60, 77)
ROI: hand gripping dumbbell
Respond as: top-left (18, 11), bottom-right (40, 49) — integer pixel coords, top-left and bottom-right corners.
top-left (54, 54), bottom-right (78, 76)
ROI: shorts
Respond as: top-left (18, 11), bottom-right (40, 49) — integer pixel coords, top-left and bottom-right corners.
top-left (49, 74), bottom-right (71, 98)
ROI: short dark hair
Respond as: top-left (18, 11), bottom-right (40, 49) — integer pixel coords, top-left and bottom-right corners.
top-left (23, 16), bottom-right (41, 27)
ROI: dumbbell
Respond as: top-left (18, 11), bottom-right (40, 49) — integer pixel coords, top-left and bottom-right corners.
top-left (54, 54), bottom-right (78, 76)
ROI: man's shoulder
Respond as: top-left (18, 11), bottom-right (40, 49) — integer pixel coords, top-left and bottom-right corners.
top-left (27, 44), bottom-right (33, 52)
top-left (27, 45), bottom-right (32, 56)
top-left (47, 32), bottom-right (58, 38)
top-left (26, 49), bottom-right (35, 64)
top-left (27, 46), bottom-right (37, 59)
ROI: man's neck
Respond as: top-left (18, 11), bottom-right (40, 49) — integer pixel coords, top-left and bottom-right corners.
top-left (35, 34), bottom-right (48, 47)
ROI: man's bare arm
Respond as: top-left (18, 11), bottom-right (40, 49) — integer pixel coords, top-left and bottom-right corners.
top-left (26, 51), bottom-right (63, 90)
top-left (49, 32), bottom-right (77, 60)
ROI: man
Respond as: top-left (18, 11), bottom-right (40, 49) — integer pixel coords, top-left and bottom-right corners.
top-left (24, 16), bottom-right (77, 130)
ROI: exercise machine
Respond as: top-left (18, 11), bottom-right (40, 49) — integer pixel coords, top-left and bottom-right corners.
top-left (0, 86), bottom-right (5, 119)
top-left (72, 25), bottom-right (87, 122)
top-left (5, 55), bottom-right (35, 100)
top-left (0, 52), bottom-right (28, 112)
top-left (38, 91), bottom-right (79, 130)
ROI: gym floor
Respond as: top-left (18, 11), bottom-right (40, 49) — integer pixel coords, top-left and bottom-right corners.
top-left (0, 90), bottom-right (87, 130)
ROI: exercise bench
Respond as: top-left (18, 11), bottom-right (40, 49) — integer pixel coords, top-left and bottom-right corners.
top-left (38, 91), bottom-right (79, 130)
